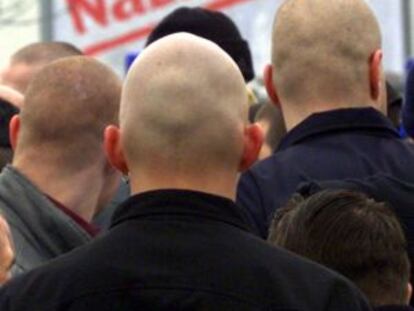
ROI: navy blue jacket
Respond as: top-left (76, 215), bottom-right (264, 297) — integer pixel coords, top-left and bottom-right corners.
top-left (375, 306), bottom-right (414, 311)
top-left (297, 175), bottom-right (414, 258)
top-left (0, 190), bottom-right (370, 311)
top-left (237, 108), bottom-right (414, 238)
top-left (402, 65), bottom-right (414, 137)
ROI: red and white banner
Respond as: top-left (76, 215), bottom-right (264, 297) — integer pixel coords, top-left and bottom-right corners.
top-left (52, 0), bottom-right (405, 76)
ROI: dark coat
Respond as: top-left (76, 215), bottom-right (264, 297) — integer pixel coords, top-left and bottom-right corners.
top-left (297, 175), bottom-right (414, 259)
top-left (375, 306), bottom-right (414, 311)
top-left (237, 108), bottom-right (414, 238)
top-left (0, 190), bottom-right (371, 311)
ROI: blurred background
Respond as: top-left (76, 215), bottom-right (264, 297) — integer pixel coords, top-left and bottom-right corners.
top-left (0, 0), bottom-right (411, 78)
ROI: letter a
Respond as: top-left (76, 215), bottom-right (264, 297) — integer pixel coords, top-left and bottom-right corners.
top-left (113, 0), bottom-right (145, 21)
top-left (67, 0), bottom-right (108, 34)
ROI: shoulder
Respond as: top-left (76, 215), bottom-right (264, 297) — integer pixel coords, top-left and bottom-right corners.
top-left (237, 233), bottom-right (349, 288)
top-left (240, 238), bottom-right (370, 310)
top-left (0, 244), bottom-right (90, 310)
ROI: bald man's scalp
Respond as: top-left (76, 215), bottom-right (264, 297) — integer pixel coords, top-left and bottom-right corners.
top-left (17, 56), bottom-right (121, 171)
top-left (272, 0), bottom-right (381, 105)
top-left (2, 42), bottom-right (83, 94)
top-left (121, 33), bottom-right (248, 174)
top-left (11, 42), bottom-right (82, 65)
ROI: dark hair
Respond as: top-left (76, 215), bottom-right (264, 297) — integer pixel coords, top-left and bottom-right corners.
top-left (254, 102), bottom-right (286, 151)
top-left (268, 190), bottom-right (410, 307)
top-left (0, 99), bottom-right (19, 148)
top-left (0, 99), bottom-right (19, 169)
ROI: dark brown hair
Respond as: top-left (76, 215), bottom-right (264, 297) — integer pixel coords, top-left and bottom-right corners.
top-left (269, 190), bottom-right (410, 307)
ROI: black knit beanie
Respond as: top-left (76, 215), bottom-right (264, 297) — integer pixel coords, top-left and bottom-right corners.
top-left (145, 7), bottom-right (255, 82)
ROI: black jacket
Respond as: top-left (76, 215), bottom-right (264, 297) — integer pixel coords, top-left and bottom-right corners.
top-left (237, 108), bottom-right (414, 238)
top-left (0, 190), bottom-right (370, 311)
top-left (375, 306), bottom-right (414, 311)
top-left (297, 175), bottom-right (414, 259)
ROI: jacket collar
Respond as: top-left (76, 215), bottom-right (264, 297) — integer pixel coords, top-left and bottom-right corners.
top-left (111, 189), bottom-right (253, 233)
top-left (278, 107), bottom-right (400, 152)
top-left (0, 166), bottom-right (93, 258)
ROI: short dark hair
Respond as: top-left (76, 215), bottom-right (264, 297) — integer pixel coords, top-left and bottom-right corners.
top-left (268, 190), bottom-right (410, 307)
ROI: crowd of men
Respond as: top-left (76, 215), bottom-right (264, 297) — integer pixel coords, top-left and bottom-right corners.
top-left (0, 0), bottom-right (412, 310)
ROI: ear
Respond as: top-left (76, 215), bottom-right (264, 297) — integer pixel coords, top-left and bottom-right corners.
top-left (9, 115), bottom-right (20, 151)
top-left (405, 282), bottom-right (412, 305)
top-left (104, 125), bottom-right (129, 175)
top-left (264, 64), bottom-right (280, 106)
top-left (239, 123), bottom-right (264, 171)
top-left (369, 49), bottom-right (383, 101)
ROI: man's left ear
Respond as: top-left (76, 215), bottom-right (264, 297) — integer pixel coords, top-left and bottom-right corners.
top-left (238, 123), bottom-right (264, 171)
top-left (369, 49), bottom-right (383, 101)
top-left (9, 115), bottom-right (20, 151)
top-left (104, 125), bottom-right (129, 175)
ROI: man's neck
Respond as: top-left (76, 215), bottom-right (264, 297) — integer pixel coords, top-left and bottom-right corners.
top-left (12, 160), bottom-right (103, 222)
top-left (282, 100), bottom-right (379, 131)
top-left (128, 170), bottom-right (238, 201)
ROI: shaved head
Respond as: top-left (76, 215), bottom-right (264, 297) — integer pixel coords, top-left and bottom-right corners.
top-left (272, 0), bottom-right (382, 106)
top-left (11, 42), bottom-right (82, 65)
top-left (120, 33), bottom-right (249, 175)
top-left (15, 56), bottom-right (121, 173)
top-left (2, 42), bottom-right (83, 94)
top-left (0, 86), bottom-right (23, 109)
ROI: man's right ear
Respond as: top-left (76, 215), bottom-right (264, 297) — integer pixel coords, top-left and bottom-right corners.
top-left (104, 125), bottom-right (129, 175)
top-left (9, 115), bottom-right (20, 151)
top-left (238, 123), bottom-right (264, 172)
top-left (264, 64), bottom-right (280, 106)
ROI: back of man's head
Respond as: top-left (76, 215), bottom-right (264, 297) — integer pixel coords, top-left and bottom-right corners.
top-left (268, 0), bottom-right (383, 120)
top-left (13, 56), bottom-right (121, 175)
top-left (268, 190), bottom-right (411, 307)
top-left (2, 42), bottom-right (82, 94)
top-left (106, 33), bottom-right (262, 197)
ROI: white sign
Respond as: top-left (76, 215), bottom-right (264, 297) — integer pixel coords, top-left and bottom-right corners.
top-left (52, 0), bottom-right (405, 76)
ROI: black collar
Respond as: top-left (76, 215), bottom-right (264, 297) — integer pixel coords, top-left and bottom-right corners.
top-left (110, 189), bottom-right (253, 233)
top-left (278, 108), bottom-right (400, 152)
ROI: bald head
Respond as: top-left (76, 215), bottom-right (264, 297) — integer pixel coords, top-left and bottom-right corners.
top-left (2, 42), bottom-right (83, 94)
top-left (0, 86), bottom-right (23, 109)
top-left (15, 56), bottom-right (121, 172)
top-left (121, 33), bottom-right (249, 175)
top-left (272, 0), bottom-right (382, 106)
